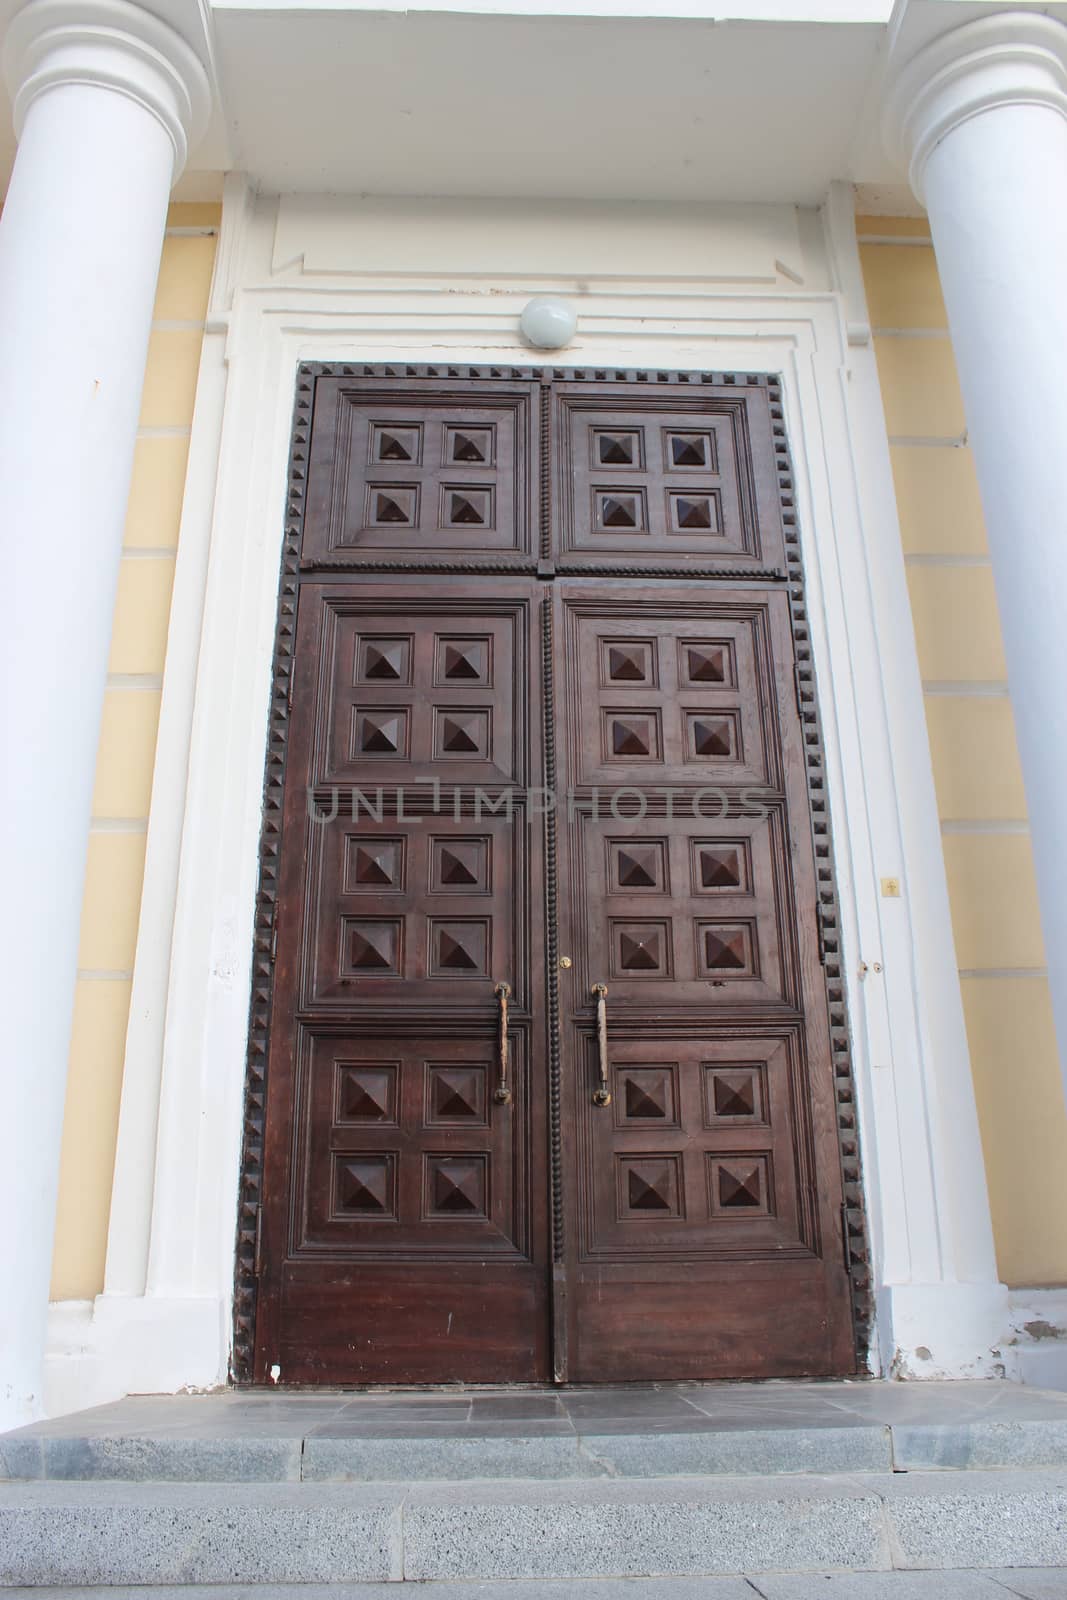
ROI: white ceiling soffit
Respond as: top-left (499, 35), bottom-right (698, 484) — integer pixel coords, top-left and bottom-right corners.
top-left (209, 8), bottom-right (890, 201)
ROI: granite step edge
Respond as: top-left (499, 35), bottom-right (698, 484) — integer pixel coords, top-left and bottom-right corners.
top-left (6, 1416), bottom-right (1067, 1483)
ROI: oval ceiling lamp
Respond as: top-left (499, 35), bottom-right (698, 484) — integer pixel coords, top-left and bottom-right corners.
top-left (519, 296), bottom-right (577, 350)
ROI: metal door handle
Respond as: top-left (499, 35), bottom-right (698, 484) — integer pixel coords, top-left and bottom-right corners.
top-left (592, 982), bottom-right (611, 1106)
top-left (494, 982), bottom-right (512, 1104)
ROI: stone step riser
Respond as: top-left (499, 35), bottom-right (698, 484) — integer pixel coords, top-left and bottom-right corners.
top-left (5, 1419), bottom-right (1067, 1484)
top-left (1, 1471), bottom-right (1066, 1584)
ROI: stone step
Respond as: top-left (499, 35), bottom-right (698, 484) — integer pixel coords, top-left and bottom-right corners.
top-left (4, 1418), bottom-right (1067, 1482)
top-left (1, 1469), bottom-right (1066, 1584)
top-left (6, 1381), bottom-right (1067, 1482)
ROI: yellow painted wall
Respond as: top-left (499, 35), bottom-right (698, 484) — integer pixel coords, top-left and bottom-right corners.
top-left (859, 213), bottom-right (1067, 1286)
top-left (49, 203), bottom-right (220, 1302)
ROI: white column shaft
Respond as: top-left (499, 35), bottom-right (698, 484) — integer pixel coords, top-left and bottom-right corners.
top-left (0, 82), bottom-right (171, 1433)
top-left (922, 102), bottom-right (1067, 1083)
top-left (0, 0), bottom-right (207, 1430)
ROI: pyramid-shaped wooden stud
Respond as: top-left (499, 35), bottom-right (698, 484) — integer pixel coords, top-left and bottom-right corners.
top-left (619, 930), bottom-right (660, 970)
top-left (441, 715), bottom-right (481, 754)
top-left (718, 1162), bottom-right (762, 1208)
top-left (608, 646), bottom-right (646, 681)
top-left (360, 714), bottom-right (402, 754)
top-left (704, 928), bottom-right (747, 969)
top-left (671, 434), bottom-right (707, 466)
top-left (450, 493), bottom-right (485, 525)
top-left (341, 1073), bottom-right (392, 1120)
top-left (612, 719), bottom-right (651, 757)
top-left (375, 493), bottom-right (411, 523)
top-left (625, 1078), bottom-right (667, 1118)
top-left (378, 432), bottom-right (412, 461)
top-left (687, 646), bottom-right (725, 682)
top-left (616, 848), bottom-right (658, 888)
top-left (675, 497), bottom-right (712, 529)
top-left (354, 846), bottom-right (396, 886)
top-left (339, 1159), bottom-right (390, 1212)
top-left (713, 1074), bottom-right (756, 1118)
top-left (451, 431), bottom-right (487, 462)
top-left (433, 1162), bottom-right (481, 1212)
top-left (692, 718), bottom-right (731, 757)
top-left (438, 930), bottom-right (480, 970)
top-left (439, 846), bottom-right (479, 885)
top-left (444, 643), bottom-right (482, 680)
top-left (699, 849), bottom-right (740, 888)
top-left (628, 1165), bottom-right (672, 1210)
top-left (599, 434), bottom-right (635, 464)
top-left (349, 928), bottom-right (393, 969)
top-left (364, 642), bottom-right (405, 680)
top-left (433, 1071), bottom-right (480, 1119)
top-left (601, 496), bottom-right (637, 528)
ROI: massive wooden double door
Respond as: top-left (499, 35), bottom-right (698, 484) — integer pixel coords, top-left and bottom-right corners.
top-left (244, 367), bottom-right (861, 1385)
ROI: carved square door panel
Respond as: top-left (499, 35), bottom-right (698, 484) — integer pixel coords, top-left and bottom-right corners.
top-left (292, 1030), bottom-right (530, 1258)
top-left (299, 809), bottom-right (524, 1011)
top-left (556, 593), bottom-right (791, 791)
top-left (569, 807), bottom-right (796, 1010)
top-left (550, 380), bottom-right (788, 572)
top-left (574, 1031), bottom-right (808, 1259)
top-left (297, 591), bottom-right (528, 789)
top-left (246, 369), bottom-right (860, 1389)
top-left (301, 376), bottom-right (539, 562)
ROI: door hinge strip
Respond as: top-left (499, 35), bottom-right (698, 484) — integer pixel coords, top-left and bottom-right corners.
top-left (254, 1204), bottom-right (264, 1276)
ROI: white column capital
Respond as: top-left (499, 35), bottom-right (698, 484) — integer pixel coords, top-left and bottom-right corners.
top-left (884, 10), bottom-right (1067, 202)
top-left (3, 0), bottom-right (211, 178)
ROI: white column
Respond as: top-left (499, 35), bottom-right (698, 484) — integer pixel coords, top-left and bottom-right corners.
top-left (885, 12), bottom-right (1067, 1093)
top-left (0, 0), bottom-right (208, 1431)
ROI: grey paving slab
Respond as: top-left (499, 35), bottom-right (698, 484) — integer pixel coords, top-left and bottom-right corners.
top-left (987, 1572), bottom-right (1067, 1598)
top-left (303, 1432), bottom-right (597, 1481)
top-left (468, 1394), bottom-right (567, 1420)
top-left (305, 1418), bottom-right (577, 1439)
top-left (750, 1575), bottom-right (1015, 1597)
top-left (303, 1401), bottom-right (479, 1427)
top-left (821, 1385), bottom-right (1067, 1425)
top-left (560, 1391), bottom-right (710, 1421)
top-left (893, 1419), bottom-right (1067, 1470)
top-left (0, 1482), bottom-right (402, 1586)
top-left (581, 1423), bottom-right (891, 1477)
top-left (882, 1468), bottom-right (1067, 1570)
top-left (402, 1474), bottom-right (889, 1579)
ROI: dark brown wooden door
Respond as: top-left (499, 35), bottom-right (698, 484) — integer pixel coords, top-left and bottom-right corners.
top-left (253, 574), bottom-right (550, 1383)
top-left (245, 366), bottom-right (859, 1386)
top-left (552, 582), bottom-right (852, 1379)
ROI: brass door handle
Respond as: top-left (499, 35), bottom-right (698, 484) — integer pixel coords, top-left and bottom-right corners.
top-left (592, 982), bottom-right (611, 1106)
top-left (494, 982), bottom-right (512, 1104)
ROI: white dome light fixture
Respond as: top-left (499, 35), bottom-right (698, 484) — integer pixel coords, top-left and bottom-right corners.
top-left (519, 296), bottom-right (577, 350)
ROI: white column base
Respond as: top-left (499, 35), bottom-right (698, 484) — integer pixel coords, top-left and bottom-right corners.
top-left (42, 1296), bottom-right (227, 1420)
top-left (876, 1283), bottom-right (1014, 1381)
